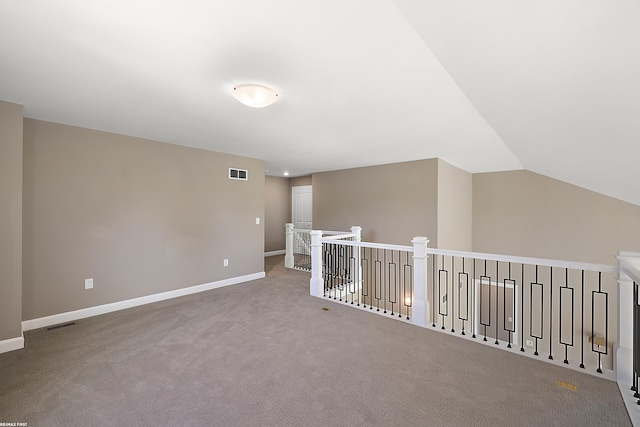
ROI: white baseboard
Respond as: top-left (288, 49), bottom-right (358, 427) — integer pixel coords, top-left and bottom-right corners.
top-left (22, 272), bottom-right (265, 332)
top-left (617, 346), bottom-right (633, 383)
top-left (264, 250), bottom-right (285, 257)
top-left (0, 334), bottom-right (24, 354)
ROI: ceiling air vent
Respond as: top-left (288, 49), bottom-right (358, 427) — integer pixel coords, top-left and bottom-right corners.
top-left (229, 168), bottom-right (248, 181)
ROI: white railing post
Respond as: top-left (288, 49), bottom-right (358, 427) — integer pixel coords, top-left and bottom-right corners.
top-left (285, 223), bottom-right (294, 269)
top-left (617, 252), bottom-right (640, 384)
top-left (411, 236), bottom-right (429, 327)
top-left (310, 230), bottom-right (324, 297)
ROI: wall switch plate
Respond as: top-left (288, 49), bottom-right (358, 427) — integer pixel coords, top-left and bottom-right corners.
top-left (85, 278), bottom-right (93, 289)
top-left (256, 217), bottom-right (260, 225)
top-left (223, 259), bottom-right (229, 267)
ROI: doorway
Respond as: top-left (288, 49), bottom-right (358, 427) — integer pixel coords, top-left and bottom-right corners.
top-left (292, 185), bottom-right (312, 230)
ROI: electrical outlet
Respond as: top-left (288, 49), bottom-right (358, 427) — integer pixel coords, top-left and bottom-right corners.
top-left (85, 278), bottom-right (93, 290)
top-left (256, 217), bottom-right (260, 225)
top-left (223, 259), bottom-right (229, 267)
top-left (526, 339), bottom-right (534, 347)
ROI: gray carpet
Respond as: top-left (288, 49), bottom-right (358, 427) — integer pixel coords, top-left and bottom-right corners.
top-left (0, 255), bottom-right (631, 426)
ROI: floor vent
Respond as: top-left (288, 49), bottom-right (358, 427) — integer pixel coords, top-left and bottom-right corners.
top-left (46, 321), bottom-right (77, 331)
top-left (229, 168), bottom-right (248, 180)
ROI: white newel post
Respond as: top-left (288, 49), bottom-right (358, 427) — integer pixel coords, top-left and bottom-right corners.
top-left (310, 230), bottom-right (324, 297)
top-left (617, 252), bottom-right (640, 385)
top-left (411, 237), bottom-right (429, 327)
top-left (285, 223), bottom-right (294, 269)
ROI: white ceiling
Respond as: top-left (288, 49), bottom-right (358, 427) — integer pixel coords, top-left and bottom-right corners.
top-left (1, 1), bottom-right (638, 205)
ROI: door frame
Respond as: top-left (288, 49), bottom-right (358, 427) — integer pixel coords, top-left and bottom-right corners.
top-left (291, 185), bottom-right (312, 230)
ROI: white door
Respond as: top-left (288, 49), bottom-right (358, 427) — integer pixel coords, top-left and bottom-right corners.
top-left (292, 185), bottom-right (312, 229)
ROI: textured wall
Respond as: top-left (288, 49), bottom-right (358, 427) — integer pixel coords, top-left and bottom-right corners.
top-left (23, 119), bottom-right (265, 320)
top-left (312, 160), bottom-right (438, 245)
top-left (265, 176), bottom-right (289, 252)
top-left (473, 170), bottom-right (640, 264)
top-left (437, 159), bottom-right (472, 251)
top-left (0, 100), bottom-right (23, 341)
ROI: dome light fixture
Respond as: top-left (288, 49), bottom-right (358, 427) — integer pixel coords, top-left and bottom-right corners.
top-left (232, 84), bottom-right (279, 108)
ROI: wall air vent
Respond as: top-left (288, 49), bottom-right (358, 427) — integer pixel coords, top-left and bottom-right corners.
top-left (229, 168), bottom-right (248, 181)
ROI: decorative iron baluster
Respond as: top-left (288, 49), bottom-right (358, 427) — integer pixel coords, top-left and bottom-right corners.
top-left (403, 255), bottom-right (412, 320)
top-left (438, 255), bottom-right (448, 330)
top-left (530, 265), bottom-right (544, 356)
top-left (458, 257), bottom-right (469, 336)
top-left (559, 268), bottom-right (574, 364)
top-left (580, 270), bottom-right (585, 369)
top-left (520, 263), bottom-right (525, 352)
top-left (451, 256), bottom-right (455, 333)
top-left (549, 267), bottom-right (553, 360)
top-left (504, 262), bottom-right (516, 348)
top-left (591, 271), bottom-right (608, 374)
top-left (495, 260), bottom-right (499, 345)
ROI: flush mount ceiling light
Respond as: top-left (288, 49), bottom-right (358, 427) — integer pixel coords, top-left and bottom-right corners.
top-left (232, 84), bottom-right (279, 108)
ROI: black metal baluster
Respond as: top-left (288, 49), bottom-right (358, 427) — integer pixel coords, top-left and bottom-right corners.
top-left (438, 255), bottom-right (448, 330)
top-left (472, 258), bottom-right (476, 339)
top-left (451, 256), bottom-right (456, 333)
top-left (388, 250), bottom-right (397, 316)
top-left (559, 268), bottom-right (574, 365)
top-left (520, 263), bottom-right (525, 352)
top-left (580, 270), bottom-right (585, 369)
top-left (432, 253), bottom-right (437, 327)
top-left (591, 271), bottom-right (608, 374)
top-left (495, 260), bottom-right (499, 345)
top-left (480, 259), bottom-right (491, 342)
top-left (458, 258), bottom-right (469, 336)
top-left (504, 262), bottom-right (515, 349)
top-left (383, 250), bottom-right (388, 314)
top-left (362, 250), bottom-right (369, 309)
top-left (403, 252), bottom-right (412, 320)
top-left (530, 265), bottom-right (543, 356)
top-left (634, 282), bottom-right (640, 402)
top-left (633, 282), bottom-right (639, 398)
top-left (549, 267), bottom-right (553, 360)
top-left (374, 249), bottom-right (382, 311)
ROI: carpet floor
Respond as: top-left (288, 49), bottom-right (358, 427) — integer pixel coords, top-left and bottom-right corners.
top-left (0, 255), bottom-right (631, 426)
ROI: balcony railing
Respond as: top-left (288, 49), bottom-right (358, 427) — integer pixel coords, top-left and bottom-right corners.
top-left (287, 225), bottom-right (640, 422)
top-left (425, 248), bottom-right (618, 376)
top-left (285, 224), bottom-right (358, 272)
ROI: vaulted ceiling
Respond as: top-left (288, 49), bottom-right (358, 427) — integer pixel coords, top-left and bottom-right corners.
top-left (1, 1), bottom-right (638, 205)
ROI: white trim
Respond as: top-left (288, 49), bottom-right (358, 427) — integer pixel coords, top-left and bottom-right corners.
top-left (618, 380), bottom-right (640, 426)
top-left (22, 272), bottom-right (265, 332)
top-left (616, 347), bottom-right (633, 384)
top-left (428, 247), bottom-right (618, 274)
top-left (0, 335), bottom-right (24, 354)
top-left (265, 250), bottom-right (285, 257)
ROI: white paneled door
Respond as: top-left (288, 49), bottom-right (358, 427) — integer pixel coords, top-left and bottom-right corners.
top-left (292, 185), bottom-right (312, 230)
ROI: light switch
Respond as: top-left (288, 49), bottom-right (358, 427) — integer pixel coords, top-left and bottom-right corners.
top-left (256, 217), bottom-right (260, 225)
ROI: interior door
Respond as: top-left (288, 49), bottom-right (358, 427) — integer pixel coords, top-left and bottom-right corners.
top-left (292, 185), bottom-right (312, 230)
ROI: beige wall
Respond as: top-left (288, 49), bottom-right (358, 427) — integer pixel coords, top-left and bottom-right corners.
top-left (312, 160), bottom-right (438, 245)
top-left (437, 159), bottom-right (472, 251)
top-left (473, 170), bottom-right (640, 264)
top-left (265, 176), bottom-right (289, 252)
top-left (289, 176), bottom-right (312, 188)
top-left (0, 101), bottom-right (23, 341)
top-left (23, 119), bottom-right (265, 320)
